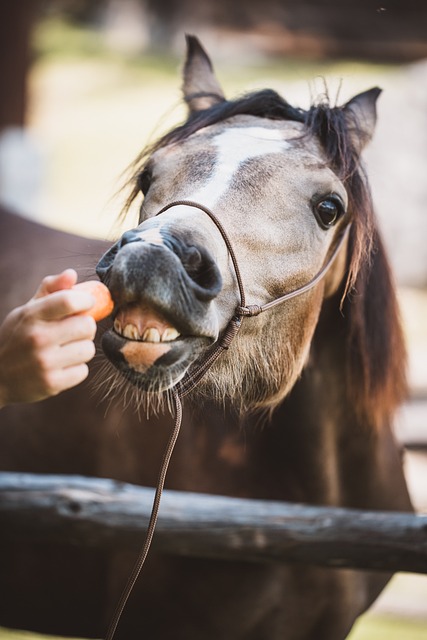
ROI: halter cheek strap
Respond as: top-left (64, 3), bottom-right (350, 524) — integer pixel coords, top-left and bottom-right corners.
top-left (155, 199), bottom-right (351, 397)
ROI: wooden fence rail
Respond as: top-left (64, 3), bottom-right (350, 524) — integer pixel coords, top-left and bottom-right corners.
top-left (0, 472), bottom-right (426, 574)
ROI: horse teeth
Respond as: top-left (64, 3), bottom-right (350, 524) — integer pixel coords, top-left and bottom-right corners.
top-left (142, 327), bottom-right (161, 343)
top-left (161, 328), bottom-right (180, 342)
top-left (114, 318), bottom-right (122, 334)
top-left (123, 324), bottom-right (139, 340)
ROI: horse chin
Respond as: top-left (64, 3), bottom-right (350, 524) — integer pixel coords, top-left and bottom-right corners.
top-left (101, 329), bottom-right (211, 393)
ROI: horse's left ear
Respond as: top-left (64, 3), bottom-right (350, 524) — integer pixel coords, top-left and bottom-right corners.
top-left (183, 35), bottom-right (226, 113)
top-left (343, 87), bottom-right (382, 154)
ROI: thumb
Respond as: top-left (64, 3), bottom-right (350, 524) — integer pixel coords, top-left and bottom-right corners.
top-left (33, 269), bottom-right (78, 300)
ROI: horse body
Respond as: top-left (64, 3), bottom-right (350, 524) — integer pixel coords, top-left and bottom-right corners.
top-left (0, 37), bottom-right (412, 640)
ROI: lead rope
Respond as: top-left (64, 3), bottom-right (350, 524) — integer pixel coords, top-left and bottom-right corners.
top-left (105, 389), bottom-right (182, 640)
top-left (105, 200), bottom-right (350, 639)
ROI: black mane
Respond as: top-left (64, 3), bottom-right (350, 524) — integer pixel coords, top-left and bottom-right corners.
top-left (165, 89), bottom-right (306, 141)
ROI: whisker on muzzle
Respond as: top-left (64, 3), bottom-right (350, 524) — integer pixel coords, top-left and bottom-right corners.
top-left (91, 353), bottom-right (174, 419)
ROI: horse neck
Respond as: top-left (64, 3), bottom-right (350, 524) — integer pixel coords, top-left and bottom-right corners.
top-left (234, 295), bottom-right (413, 512)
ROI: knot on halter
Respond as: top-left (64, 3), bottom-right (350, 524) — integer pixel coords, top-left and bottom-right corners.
top-left (236, 304), bottom-right (262, 317)
top-left (218, 316), bottom-right (242, 349)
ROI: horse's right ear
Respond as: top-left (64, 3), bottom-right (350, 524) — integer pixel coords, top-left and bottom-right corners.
top-left (183, 35), bottom-right (226, 113)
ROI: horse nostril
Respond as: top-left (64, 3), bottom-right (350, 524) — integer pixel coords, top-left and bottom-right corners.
top-left (184, 247), bottom-right (203, 273)
top-left (182, 245), bottom-right (222, 301)
top-left (120, 230), bottom-right (141, 247)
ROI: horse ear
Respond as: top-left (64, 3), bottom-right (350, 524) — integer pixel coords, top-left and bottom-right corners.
top-left (183, 35), bottom-right (226, 113)
top-left (343, 87), bottom-right (382, 154)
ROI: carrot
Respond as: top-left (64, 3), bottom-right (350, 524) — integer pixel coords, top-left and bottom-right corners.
top-left (73, 281), bottom-right (114, 322)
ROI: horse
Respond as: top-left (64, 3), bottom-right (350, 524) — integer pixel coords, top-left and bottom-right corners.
top-left (0, 36), bottom-right (413, 640)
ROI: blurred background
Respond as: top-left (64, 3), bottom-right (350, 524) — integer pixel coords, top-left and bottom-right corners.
top-left (0, 1), bottom-right (426, 638)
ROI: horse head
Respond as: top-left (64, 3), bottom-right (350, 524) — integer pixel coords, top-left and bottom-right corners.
top-left (97, 36), bottom-right (404, 421)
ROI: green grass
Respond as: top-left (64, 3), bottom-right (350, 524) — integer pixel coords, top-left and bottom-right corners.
top-left (349, 614), bottom-right (427, 639)
top-left (32, 16), bottom-right (185, 79)
top-left (32, 16), bottom-right (398, 84)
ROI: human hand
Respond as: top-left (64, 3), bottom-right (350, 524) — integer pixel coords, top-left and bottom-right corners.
top-left (0, 269), bottom-right (97, 407)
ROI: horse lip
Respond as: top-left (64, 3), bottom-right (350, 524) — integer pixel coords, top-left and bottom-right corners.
top-left (101, 328), bottom-right (212, 389)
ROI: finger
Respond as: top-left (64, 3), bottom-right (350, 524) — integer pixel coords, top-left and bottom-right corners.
top-left (29, 289), bottom-right (96, 322)
top-left (38, 340), bottom-right (95, 376)
top-left (56, 340), bottom-right (96, 369)
top-left (33, 269), bottom-right (78, 299)
top-left (40, 314), bottom-right (97, 346)
top-left (48, 363), bottom-right (90, 395)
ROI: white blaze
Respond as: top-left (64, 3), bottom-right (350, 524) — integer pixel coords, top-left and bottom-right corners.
top-left (188, 127), bottom-right (290, 206)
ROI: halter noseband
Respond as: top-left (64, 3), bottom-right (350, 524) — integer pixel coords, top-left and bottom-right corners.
top-left (155, 199), bottom-right (351, 397)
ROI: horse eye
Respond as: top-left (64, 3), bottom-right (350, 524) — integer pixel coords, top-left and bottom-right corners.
top-left (137, 169), bottom-right (152, 196)
top-left (314, 196), bottom-right (345, 229)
